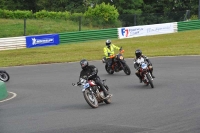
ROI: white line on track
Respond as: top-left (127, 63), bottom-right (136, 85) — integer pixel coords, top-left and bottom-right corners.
top-left (0, 91), bottom-right (17, 103)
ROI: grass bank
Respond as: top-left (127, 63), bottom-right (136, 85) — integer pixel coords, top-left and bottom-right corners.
top-left (0, 29), bottom-right (200, 67)
top-left (0, 18), bottom-right (99, 38)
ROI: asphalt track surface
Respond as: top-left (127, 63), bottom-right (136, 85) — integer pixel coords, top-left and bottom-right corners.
top-left (1, 56), bottom-right (200, 133)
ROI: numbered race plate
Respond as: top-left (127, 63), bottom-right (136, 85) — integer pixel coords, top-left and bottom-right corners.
top-left (141, 63), bottom-right (147, 69)
top-left (82, 83), bottom-right (90, 91)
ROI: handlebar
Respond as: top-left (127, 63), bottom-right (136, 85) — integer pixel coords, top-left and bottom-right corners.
top-left (109, 49), bottom-right (124, 59)
top-left (120, 49), bottom-right (124, 54)
top-left (109, 54), bottom-right (115, 58)
top-left (72, 82), bottom-right (81, 86)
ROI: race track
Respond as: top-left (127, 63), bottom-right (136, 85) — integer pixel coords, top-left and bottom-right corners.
top-left (1, 56), bottom-right (200, 133)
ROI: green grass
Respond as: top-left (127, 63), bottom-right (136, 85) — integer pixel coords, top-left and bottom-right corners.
top-left (0, 18), bottom-right (99, 38)
top-left (0, 29), bottom-right (200, 67)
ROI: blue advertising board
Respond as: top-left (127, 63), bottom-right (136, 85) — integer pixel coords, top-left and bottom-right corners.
top-left (26, 34), bottom-right (59, 48)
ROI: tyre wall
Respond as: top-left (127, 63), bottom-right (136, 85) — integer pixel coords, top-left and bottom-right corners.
top-left (0, 81), bottom-right (8, 101)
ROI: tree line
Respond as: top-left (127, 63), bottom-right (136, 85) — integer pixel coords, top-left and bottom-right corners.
top-left (0, 0), bottom-right (198, 15)
top-left (0, 0), bottom-right (198, 26)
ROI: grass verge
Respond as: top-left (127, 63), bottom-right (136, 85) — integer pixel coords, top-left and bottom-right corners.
top-left (0, 29), bottom-right (200, 67)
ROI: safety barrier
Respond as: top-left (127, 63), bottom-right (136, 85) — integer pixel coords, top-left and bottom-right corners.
top-left (0, 20), bottom-right (199, 50)
top-left (59, 28), bottom-right (118, 44)
top-left (178, 20), bottom-right (200, 32)
top-left (0, 81), bottom-right (8, 101)
top-left (0, 36), bottom-right (26, 51)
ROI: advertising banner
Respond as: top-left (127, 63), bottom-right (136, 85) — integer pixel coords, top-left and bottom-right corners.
top-left (26, 34), bottom-right (59, 48)
top-left (118, 23), bottom-right (175, 39)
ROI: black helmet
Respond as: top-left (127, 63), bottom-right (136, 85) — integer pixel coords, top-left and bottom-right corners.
top-left (80, 59), bottom-right (88, 69)
top-left (135, 49), bottom-right (142, 58)
top-left (106, 39), bottom-right (111, 47)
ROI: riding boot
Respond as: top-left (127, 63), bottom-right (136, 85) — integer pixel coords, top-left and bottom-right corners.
top-left (95, 79), bottom-right (111, 98)
top-left (135, 73), bottom-right (142, 83)
top-left (149, 68), bottom-right (155, 78)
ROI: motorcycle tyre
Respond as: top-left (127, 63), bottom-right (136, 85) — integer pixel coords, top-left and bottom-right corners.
top-left (105, 64), bottom-right (114, 74)
top-left (146, 73), bottom-right (154, 88)
top-left (103, 86), bottom-right (111, 104)
top-left (123, 63), bottom-right (131, 75)
top-left (83, 89), bottom-right (99, 108)
top-left (0, 71), bottom-right (10, 82)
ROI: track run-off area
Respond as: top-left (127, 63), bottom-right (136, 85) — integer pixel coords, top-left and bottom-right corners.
top-left (1, 56), bottom-right (200, 133)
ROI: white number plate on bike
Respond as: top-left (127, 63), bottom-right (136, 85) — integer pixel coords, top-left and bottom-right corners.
top-left (141, 63), bottom-right (147, 69)
top-left (82, 83), bottom-right (90, 91)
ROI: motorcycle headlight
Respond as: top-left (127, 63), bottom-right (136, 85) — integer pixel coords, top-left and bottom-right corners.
top-left (119, 56), bottom-right (123, 60)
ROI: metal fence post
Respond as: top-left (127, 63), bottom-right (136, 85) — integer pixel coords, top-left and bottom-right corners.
top-left (134, 14), bottom-right (136, 26)
top-left (24, 18), bottom-right (26, 36)
top-left (199, 0), bottom-right (200, 19)
top-left (79, 16), bottom-right (82, 31)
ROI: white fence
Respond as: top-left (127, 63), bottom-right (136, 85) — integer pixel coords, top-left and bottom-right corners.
top-left (0, 36), bottom-right (26, 51)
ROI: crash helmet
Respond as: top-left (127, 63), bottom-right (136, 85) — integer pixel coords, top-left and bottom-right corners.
top-left (135, 49), bottom-right (142, 58)
top-left (80, 59), bottom-right (88, 69)
top-left (105, 39), bottom-right (111, 47)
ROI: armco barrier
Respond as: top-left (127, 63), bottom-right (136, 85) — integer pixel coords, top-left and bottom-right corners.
top-left (0, 36), bottom-right (26, 51)
top-left (59, 28), bottom-right (118, 44)
top-left (178, 20), bottom-right (200, 32)
top-left (0, 81), bottom-right (8, 101)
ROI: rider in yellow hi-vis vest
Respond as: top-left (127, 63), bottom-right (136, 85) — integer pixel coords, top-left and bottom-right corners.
top-left (103, 39), bottom-right (120, 69)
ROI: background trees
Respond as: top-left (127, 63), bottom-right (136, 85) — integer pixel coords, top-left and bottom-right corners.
top-left (0, 0), bottom-right (198, 16)
top-left (0, 0), bottom-right (198, 26)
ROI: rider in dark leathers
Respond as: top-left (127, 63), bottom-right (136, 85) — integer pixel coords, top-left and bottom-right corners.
top-left (79, 59), bottom-right (112, 98)
top-left (133, 49), bottom-right (155, 83)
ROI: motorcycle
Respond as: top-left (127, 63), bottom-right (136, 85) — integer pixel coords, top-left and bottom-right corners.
top-left (0, 70), bottom-right (10, 82)
top-left (134, 57), bottom-right (154, 88)
top-left (72, 78), bottom-right (111, 108)
top-left (102, 47), bottom-right (131, 75)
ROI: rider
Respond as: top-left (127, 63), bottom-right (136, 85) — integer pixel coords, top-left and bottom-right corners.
top-left (103, 39), bottom-right (121, 69)
top-left (79, 59), bottom-right (112, 98)
top-left (133, 49), bottom-right (155, 83)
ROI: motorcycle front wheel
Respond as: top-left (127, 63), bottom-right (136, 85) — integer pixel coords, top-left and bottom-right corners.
top-left (83, 89), bottom-right (98, 108)
top-left (146, 73), bottom-right (154, 88)
top-left (0, 71), bottom-right (10, 82)
top-left (123, 63), bottom-right (131, 75)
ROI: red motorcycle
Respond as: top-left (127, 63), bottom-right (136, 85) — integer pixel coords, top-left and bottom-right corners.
top-left (72, 78), bottom-right (111, 108)
top-left (135, 58), bottom-right (154, 88)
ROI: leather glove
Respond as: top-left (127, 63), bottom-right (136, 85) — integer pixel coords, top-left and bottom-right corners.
top-left (77, 82), bottom-right (81, 85)
top-left (88, 75), bottom-right (93, 79)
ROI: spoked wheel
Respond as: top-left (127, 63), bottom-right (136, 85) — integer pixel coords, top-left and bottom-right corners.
top-left (83, 89), bottom-right (98, 108)
top-left (123, 63), bottom-right (131, 75)
top-left (146, 73), bottom-right (154, 88)
top-left (0, 71), bottom-right (10, 82)
top-left (105, 64), bottom-right (114, 74)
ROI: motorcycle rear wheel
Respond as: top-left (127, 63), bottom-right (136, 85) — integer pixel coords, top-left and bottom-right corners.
top-left (146, 73), bottom-right (154, 88)
top-left (83, 89), bottom-right (99, 108)
top-left (103, 85), bottom-right (111, 104)
top-left (0, 71), bottom-right (10, 82)
top-left (105, 64), bottom-right (114, 74)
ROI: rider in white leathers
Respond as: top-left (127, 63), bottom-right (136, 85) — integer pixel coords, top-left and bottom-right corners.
top-left (133, 49), bottom-right (155, 83)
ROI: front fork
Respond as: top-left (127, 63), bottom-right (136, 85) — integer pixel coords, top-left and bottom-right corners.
top-left (144, 72), bottom-right (153, 82)
top-left (119, 60), bottom-right (126, 69)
